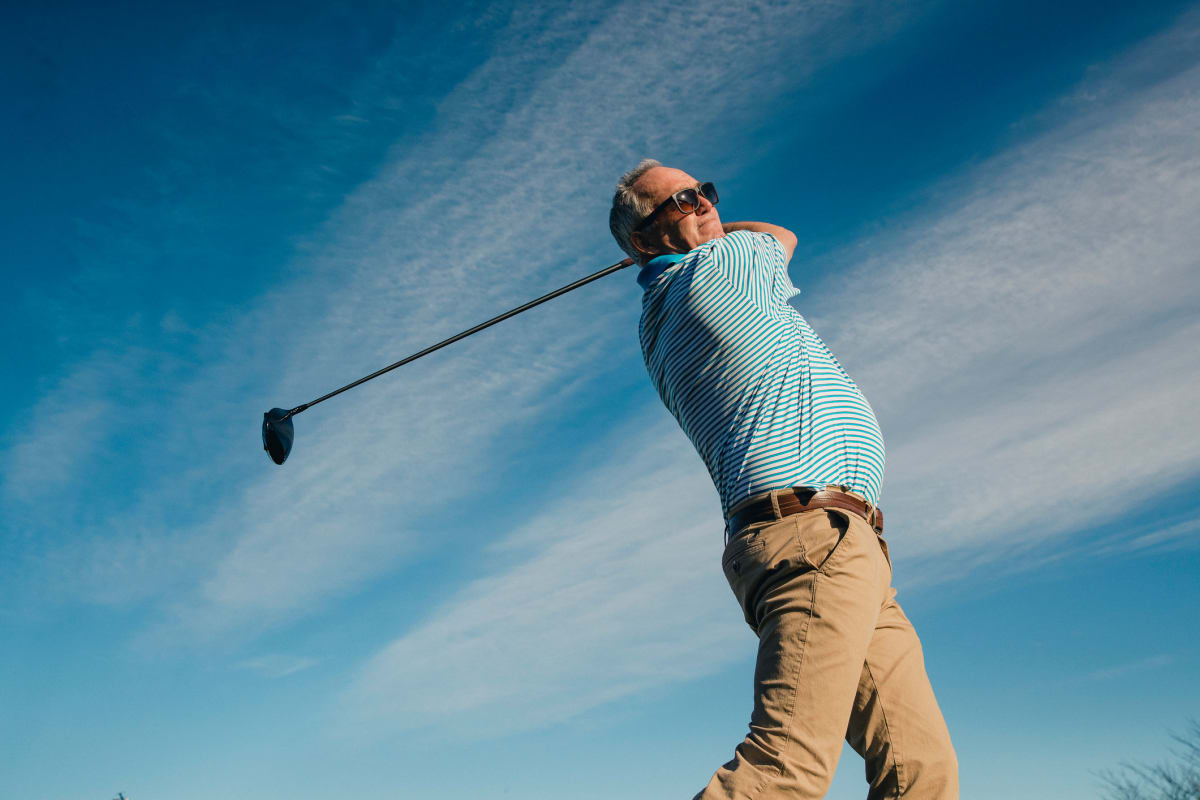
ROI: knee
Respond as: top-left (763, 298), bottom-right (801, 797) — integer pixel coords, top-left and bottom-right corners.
top-left (906, 739), bottom-right (958, 798)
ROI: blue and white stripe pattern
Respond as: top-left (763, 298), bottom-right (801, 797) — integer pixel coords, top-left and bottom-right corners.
top-left (638, 230), bottom-right (885, 518)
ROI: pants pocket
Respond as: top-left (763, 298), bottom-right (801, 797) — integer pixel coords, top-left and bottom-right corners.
top-left (722, 511), bottom-right (848, 632)
top-left (876, 533), bottom-right (893, 571)
top-left (722, 520), bottom-right (783, 632)
top-left (796, 508), bottom-right (850, 573)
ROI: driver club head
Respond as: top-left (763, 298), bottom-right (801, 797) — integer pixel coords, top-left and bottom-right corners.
top-left (262, 408), bottom-right (294, 465)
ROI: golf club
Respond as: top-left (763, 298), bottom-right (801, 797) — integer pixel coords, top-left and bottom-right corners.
top-left (262, 256), bottom-right (635, 464)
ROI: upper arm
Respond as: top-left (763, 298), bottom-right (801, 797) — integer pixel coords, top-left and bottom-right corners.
top-left (773, 228), bottom-right (798, 264)
top-left (707, 230), bottom-right (792, 306)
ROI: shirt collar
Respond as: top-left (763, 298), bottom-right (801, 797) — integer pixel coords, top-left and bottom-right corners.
top-left (636, 252), bottom-right (687, 290)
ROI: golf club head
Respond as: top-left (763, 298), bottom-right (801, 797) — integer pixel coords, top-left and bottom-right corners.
top-left (262, 408), bottom-right (294, 465)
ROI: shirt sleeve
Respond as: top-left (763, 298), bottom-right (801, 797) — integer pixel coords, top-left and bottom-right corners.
top-left (707, 229), bottom-right (799, 309)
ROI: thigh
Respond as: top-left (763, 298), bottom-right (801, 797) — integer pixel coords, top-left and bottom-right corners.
top-left (702, 512), bottom-right (891, 799)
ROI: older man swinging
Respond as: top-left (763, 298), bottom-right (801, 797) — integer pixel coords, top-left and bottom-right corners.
top-left (609, 160), bottom-right (958, 799)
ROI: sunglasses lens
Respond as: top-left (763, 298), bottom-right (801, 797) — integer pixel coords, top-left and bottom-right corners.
top-left (674, 188), bottom-right (700, 214)
top-left (700, 182), bottom-right (718, 206)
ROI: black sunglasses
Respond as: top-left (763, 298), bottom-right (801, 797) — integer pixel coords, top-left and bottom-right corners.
top-left (634, 182), bottom-right (719, 232)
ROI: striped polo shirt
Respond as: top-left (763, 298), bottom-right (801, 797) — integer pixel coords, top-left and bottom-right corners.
top-left (638, 229), bottom-right (885, 519)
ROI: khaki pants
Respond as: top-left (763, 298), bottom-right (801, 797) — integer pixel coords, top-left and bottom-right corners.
top-left (696, 503), bottom-right (958, 799)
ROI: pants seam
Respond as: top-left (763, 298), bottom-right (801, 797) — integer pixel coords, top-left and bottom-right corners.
top-left (756, 565), bottom-right (820, 795)
top-left (864, 658), bottom-right (905, 798)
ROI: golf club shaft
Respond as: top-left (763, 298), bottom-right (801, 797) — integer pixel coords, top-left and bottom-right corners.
top-left (283, 257), bottom-right (635, 419)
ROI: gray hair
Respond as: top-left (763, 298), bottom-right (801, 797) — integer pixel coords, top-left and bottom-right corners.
top-left (609, 158), bottom-right (662, 265)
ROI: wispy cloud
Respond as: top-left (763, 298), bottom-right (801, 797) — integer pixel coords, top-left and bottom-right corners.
top-left (1091, 517), bottom-right (1200, 557)
top-left (238, 653), bottom-right (320, 679)
top-left (3, 392), bottom-right (110, 506)
top-left (1085, 654), bottom-right (1173, 682)
top-left (338, 412), bottom-right (739, 740)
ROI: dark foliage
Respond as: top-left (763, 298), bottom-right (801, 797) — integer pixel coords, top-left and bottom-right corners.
top-left (1101, 720), bottom-right (1200, 800)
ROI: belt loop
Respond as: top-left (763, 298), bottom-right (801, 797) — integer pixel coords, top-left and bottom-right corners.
top-left (865, 498), bottom-right (883, 534)
top-left (769, 489), bottom-right (783, 520)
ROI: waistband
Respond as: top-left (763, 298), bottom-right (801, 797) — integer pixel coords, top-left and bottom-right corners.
top-left (725, 485), bottom-right (883, 544)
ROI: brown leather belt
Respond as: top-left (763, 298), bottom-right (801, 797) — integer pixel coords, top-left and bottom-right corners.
top-left (726, 487), bottom-right (884, 540)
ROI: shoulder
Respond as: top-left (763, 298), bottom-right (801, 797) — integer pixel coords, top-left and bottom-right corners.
top-left (696, 231), bottom-right (786, 285)
top-left (705, 230), bottom-right (784, 262)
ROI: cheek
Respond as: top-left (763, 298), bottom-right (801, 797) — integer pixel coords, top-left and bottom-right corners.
top-left (664, 224), bottom-right (690, 247)
top-left (692, 216), bottom-right (716, 239)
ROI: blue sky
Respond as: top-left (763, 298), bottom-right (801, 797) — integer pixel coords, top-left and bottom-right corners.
top-left (3, 1), bottom-right (1199, 798)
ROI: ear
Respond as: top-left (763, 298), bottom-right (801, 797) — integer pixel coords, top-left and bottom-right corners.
top-left (630, 230), bottom-right (658, 258)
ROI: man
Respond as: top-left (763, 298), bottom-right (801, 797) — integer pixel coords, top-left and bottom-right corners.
top-left (608, 160), bottom-right (958, 799)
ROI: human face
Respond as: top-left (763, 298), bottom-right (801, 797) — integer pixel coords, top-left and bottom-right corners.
top-left (630, 166), bottom-right (723, 258)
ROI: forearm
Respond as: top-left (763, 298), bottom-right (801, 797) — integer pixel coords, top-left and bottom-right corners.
top-left (723, 221), bottom-right (797, 263)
